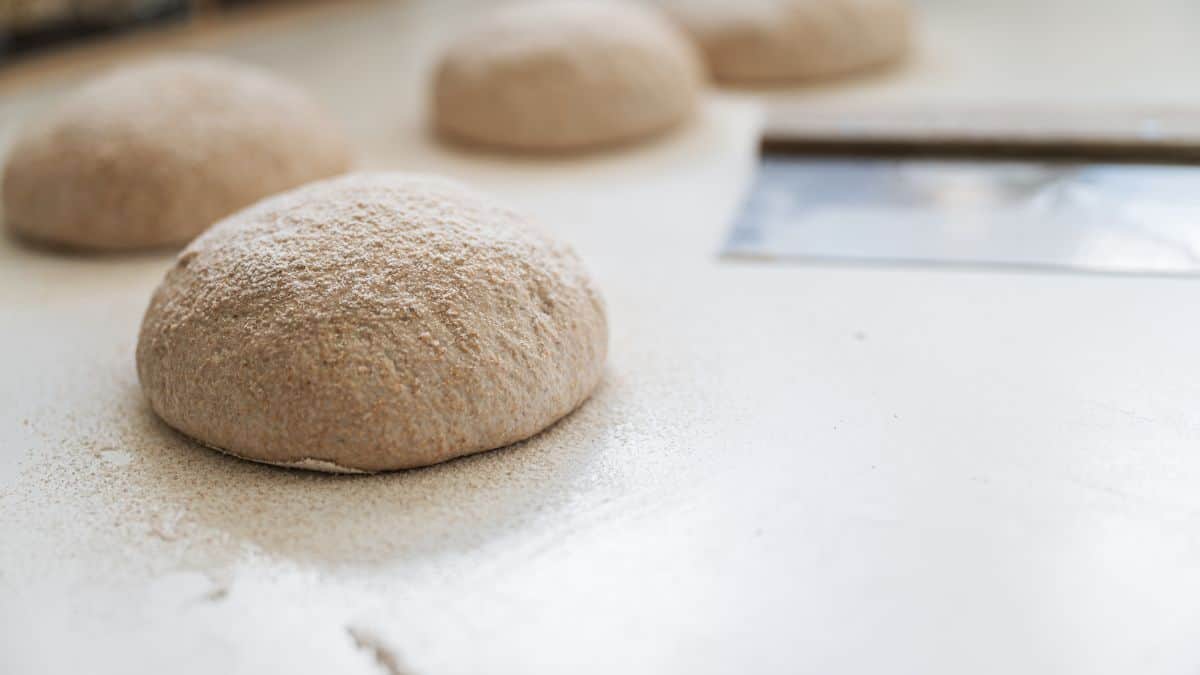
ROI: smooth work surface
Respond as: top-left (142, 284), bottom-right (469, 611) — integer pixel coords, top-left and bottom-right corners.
top-left (2, 2), bottom-right (1199, 674)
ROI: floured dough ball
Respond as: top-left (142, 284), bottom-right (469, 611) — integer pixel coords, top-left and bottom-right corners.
top-left (660, 0), bottom-right (912, 83)
top-left (2, 56), bottom-right (352, 251)
top-left (433, 0), bottom-right (703, 152)
top-left (137, 173), bottom-right (608, 473)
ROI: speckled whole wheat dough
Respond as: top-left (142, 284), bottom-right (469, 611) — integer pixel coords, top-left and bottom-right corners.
top-left (660, 0), bottom-right (911, 83)
top-left (137, 173), bottom-right (608, 473)
top-left (433, 0), bottom-right (703, 152)
top-left (2, 55), bottom-right (352, 251)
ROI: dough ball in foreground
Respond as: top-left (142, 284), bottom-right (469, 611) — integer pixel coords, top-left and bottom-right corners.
top-left (3, 55), bottom-right (352, 251)
top-left (661, 0), bottom-right (912, 84)
top-left (433, 0), bottom-right (703, 152)
top-left (137, 173), bottom-right (608, 473)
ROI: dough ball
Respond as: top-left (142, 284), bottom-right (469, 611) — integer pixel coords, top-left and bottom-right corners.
top-left (661, 0), bottom-right (912, 83)
top-left (432, 0), bottom-right (703, 152)
top-left (137, 173), bottom-right (608, 473)
top-left (3, 56), bottom-right (353, 251)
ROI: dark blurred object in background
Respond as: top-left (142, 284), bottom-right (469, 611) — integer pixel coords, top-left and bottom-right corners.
top-left (0, 1), bottom-right (307, 62)
top-left (1, 0), bottom-right (190, 59)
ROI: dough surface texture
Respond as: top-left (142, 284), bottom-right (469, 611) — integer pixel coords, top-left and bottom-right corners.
top-left (433, 0), bottom-right (703, 152)
top-left (3, 55), bottom-right (352, 250)
top-left (137, 173), bottom-right (608, 473)
top-left (661, 0), bottom-right (911, 83)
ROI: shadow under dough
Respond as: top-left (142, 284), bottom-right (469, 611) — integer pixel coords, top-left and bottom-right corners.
top-left (117, 376), bottom-right (615, 567)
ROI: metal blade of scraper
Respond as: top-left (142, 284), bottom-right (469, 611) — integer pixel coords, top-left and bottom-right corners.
top-left (722, 150), bottom-right (1200, 277)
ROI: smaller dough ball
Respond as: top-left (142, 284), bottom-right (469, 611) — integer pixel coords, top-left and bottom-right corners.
top-left (661, 0), bottom-right (912, 84)
top-left (137, 173), bottom-right (608, 473)
top-left (3, 56), bottom-right (353, 251)
top-left (433, 0), bottom-right (703, 152)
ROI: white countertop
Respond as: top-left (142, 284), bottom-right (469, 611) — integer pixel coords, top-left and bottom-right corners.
top-left (3, 2), bottom-right (1200, 673)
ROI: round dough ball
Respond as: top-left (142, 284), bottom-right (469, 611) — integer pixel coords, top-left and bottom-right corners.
top-left (661, 0), bottom-right (912, 83)
top-left (433, 0), bottom-right (703, 152)
top-left (3, 56), bottom-right (352, 251)
top-left (137, 173), bottom-right (608, 473)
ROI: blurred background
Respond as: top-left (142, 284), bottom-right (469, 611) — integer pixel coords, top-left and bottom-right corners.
top-left (0, 0), bottom-right (295, 60)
